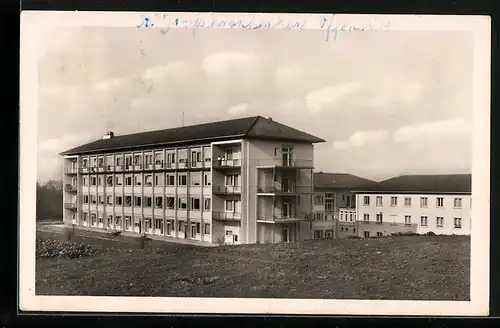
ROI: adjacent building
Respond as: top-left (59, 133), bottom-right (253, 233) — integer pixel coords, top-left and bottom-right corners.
top-left (60, 116), bottom-right (325, 245)
top-left (311, 172), bottom-right (376, 239)
top-left (355, 174), bottom-right (472, 237)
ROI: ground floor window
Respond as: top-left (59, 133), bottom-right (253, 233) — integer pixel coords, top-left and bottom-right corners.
top-left (107, 215), bottom-right (113, 228)
top-left (376, 232), bottom-right (383, 237)
top-left (325, 229), bottom-right (334, 239)
top-left (314, 230), bottom-right (324, 239)
top-left (115, 216), bottom-right (121, 228)
top-left (204, 223), bottom-right (210, 234)
top-left (364, 231), bottom-right (370, 237)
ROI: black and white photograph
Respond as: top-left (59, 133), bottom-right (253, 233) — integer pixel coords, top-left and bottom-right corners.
top-left (19, 11), bottom-right (491, 315)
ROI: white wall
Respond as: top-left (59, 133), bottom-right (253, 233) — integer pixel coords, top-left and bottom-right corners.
top-left (356, 193), bottom-right (471, 236)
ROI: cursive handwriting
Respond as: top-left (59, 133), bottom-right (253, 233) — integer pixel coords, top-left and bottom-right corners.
top-left (136, 14), bottom-right (392, 42)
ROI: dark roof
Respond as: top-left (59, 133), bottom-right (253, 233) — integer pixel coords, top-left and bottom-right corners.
top-left (314, 172), bottom-right (377, 190)
top-left (61, 116), bottom-right (326, 155)
top-left (357, 174), bottom-right (472, 194)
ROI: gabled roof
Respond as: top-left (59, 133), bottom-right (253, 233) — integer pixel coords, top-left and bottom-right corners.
top-left (313, 172), bottom-right (377, 190)
top-left (358, 174), bottom-right (472, 194)
top-left (61, 116), bottom-right (326, 156)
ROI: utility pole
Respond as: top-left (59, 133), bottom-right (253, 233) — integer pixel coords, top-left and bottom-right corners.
top-left (181, 112), bottom-right (185, 127)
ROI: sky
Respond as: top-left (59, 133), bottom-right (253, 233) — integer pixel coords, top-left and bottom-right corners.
top-left (37, 26), bottom-right (473, 183)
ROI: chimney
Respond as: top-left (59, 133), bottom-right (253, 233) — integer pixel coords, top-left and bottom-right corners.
top-left (102, 131), bottom-right (114, 140)
top-left (267, 117), bottom-right (273, 121)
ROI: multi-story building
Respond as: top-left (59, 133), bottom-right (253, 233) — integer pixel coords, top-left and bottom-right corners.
top-left (60, 116), bottom-right (325, 245)
top-left (355, 174), bottom-right (472, 237)
top-left (311, 172), bottom-right (376, 239)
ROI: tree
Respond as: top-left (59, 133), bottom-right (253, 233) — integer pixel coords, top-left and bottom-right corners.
top-left (36, 180), bottom-right (63, 220)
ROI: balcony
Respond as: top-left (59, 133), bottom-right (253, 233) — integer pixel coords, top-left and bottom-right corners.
top-left (64, 184), bottom-right (77, 193)
top-left (212, 211), bottom-right (242, 221)
top-left (64, 203), bottom-right (78, 210)
top-left (212, 159), bottom-right (242, 169)
top-left (257, 185), bottom-right (312, 195)
top-left (213, 185), bottom-right (242, 194)
top-left (257, 212), bottom-right (311, 223)
top-left (256, 158), bottom-right (314, 169)
top-left (64, 168), bottom-right (78, 174)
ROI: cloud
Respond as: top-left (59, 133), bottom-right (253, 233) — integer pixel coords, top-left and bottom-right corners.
top-left (202, 52), bottom-right (260, 76)
top-left (305, 82), bottom-right (362, 113)
top-left (399, 83), bottom-right (423, 103)
top-left (142, 61), bottom-right (188, 82)
top-left (227, 103), bottom-right (249, 116)
top-left (393, 118), bottom-right (470, 145)
top-left (333, 129), bottom-right (389, 151)
top-left (94, 78), bottom-right (123, 91)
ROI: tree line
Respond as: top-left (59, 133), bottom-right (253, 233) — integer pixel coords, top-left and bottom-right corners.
top-left (37, 180), bottom-right (63, 221)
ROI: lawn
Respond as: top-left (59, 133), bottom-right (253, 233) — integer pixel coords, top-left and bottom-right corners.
top-left (35, 229), bottom-right (470, 300)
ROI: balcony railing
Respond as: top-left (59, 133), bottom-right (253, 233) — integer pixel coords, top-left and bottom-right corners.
top-left (257, 212), bottom-right (311, 222)
top-left (212, 159), bottom-right (242, 169)
top-left (64, 184), bottom-right (77, 193)
top-left (256, 185), bottom-right (312, 194)
top-left (256, 158), bottom-right (314, 168)
top-left (212, 211), bottom-right (242, 221)
top-left (64, 203), bottom-right (78, 210)
top-left (64, 168), bottom-right (78, 174)
top-left (212, 185), bottom-right (242, 194)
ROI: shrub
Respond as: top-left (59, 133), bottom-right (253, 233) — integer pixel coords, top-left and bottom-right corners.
top-left (216, 237), bottom-right (225, 246)
top-left (391, 232), bottom-right (420, 237)
top-left (138, 234), bottom-right (152, 249)
top-left (110, 230), bottom-right (122, 237)
top-left (64, 226), bottom-right (75, 241)
top-left (426, 231), bottom-right (436, 236)
top-left (36, 238), bottom-right (100, 258)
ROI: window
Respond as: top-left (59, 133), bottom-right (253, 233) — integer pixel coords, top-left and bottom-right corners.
top-left (203, 147), bottom-right (211, 162)
top-left (134, 196), bottom-right (142, 207)
top-left (90, 194), bottom-right (97, 204)
top-left (107, 215), bottom-right (113, 228)
top-left (134, 154), bottom-right (142, 165)
top-left (98, 176), bottom-right (103, 186)
top-left (364, 231), bottom-right (370, 237)
top-left (421, 216), bottom-right (428, 226)
top-left (404, 215), bottom-right (411, 226)
top-left (134, 174), bottom-right (142, 186)
top-left (178, 149), bottom-right (187, 163)
top-left (325, 199), bottom-right (334, 212)
top-left (144, 175), bottom-right (153, 187)
top-left (314, 195), bottom-right (324, 205)
top-left (349, 213), bottom-right (353, 221)
top-left (204, 198), bottom-right (211, 211)
top-left (83, 195), bottom-right (89, 204)
top-left (154, 174), bottom-right (163, 186)
top-left (144, 196), bottom-right (152, 208)
top-left (98, 157), bottom-right (104, 167)
top-left (225, 200), bottom-right (239, 212)
top-left (82, 176), bottom-right (88, 186)
top-left (178, 197), bottom-right (187, 210)
top-left (376, 213), bottom-right (383, 223)
top-left (436, 197), bottom-right (444, 208)
top-left (274, 148), bottom-right (278, 156)
top-left (106, 175), bottom-right (113, 187)
top-left (454, 217), bottom-right (462, 228)
top-left (191, 197), bottom-right (201, 210)
top-left (98, 195), bottom-right (104, 205)
top-left (91, 157), bottom-right (97, 167)
top-left (436, 216), bottom-right (444, 227)
top-left (454, 198), bottom-right (462, 208)
top-left (190, 172), bottom-right (201, 186)
top-left (363, 196), bottom-right (370, 206)
top-left (155, 196), bottom-right (163, 208)
top-left (376, 232), bottom-right (382, 237)
top-left (125, 196), bottom-right (132, 206)
top-left (225, 148), bottom-right (233, 160)
top-left (314, 230), bottom-right (324, 239)
top-left (115, 196), bottom-right (122, 205)
top-left (125, 175), bottom-right (132, 186)
top-left (420, 197), bottom-right (428, 207)
top-left (178, 221), bottom-right (184, 232)
top-left (91, 176), bottom-right (97, 186)
top-left (390, 196), bottom-right (398, 206)
top-left (404, 197), bottom-right (411, 207)
top-left (313, 212), bottom-right (324, 221)
top-left (204, 223), bottom-right (211, 234)
top-left (116, 156), bottom-right (123, 167)
top-left (154, 151), bottom-right (164, 165)
top-left (164, 197), bottom-right (175, 209)
top-left (144, 153), bottom-right (153, 166)
top-left (167, 152), bottom-right (176, 164)
top-left (115, 216), bottom-right (121, 226)
top-left (115, 175), bottom-right (123, 186)
top-left (166, 174), bottom-right (175, 186)
top-left (82, 158), bottom-right (88, 168)
top-left (376, 196), bottom-right (383, 206)
top-left (363, 213), bottom-right (369, 222)
top-left (106, 195), bottom-right (113, 205)
top-left (191, 150), bottom-right (202, 166)
top-left (177, 174), bottom-right (187, 186)
top-left (204, 172), bottom-right (211, 186)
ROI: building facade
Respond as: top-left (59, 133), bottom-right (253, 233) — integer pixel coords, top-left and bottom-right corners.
top-left (311, 173), bottom-right (375, 239)
top-left (61, 116), bottom-right (325, 245)
top-left (354, 174), bottom-right (472, 237)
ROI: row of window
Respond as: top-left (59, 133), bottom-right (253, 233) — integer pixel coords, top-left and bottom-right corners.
top-left (363, 195), bottom-right (467, 209)
top-left (80, 213), bottom-right (211, 235)
top-left (76, 148), bottom-right (242, 168)
top-left (81, 195), bottom-right (241, 212)
top-left (362, 213), bottom-right (464, 228)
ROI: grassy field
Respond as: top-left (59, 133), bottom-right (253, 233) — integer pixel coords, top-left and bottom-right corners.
top-left (35, 229), bottom-right (470, 300)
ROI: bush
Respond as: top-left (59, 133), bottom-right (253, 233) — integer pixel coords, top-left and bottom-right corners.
top-left (138, 234), bottom-right (152, 249)
top-left (64, 226), bottom-right (75, 241)
top-left (36, 238), bottom-right (100, 258)
top-left (391, 232), bottom-right (421, 237)
top-left (426, 231), bottom-right (436, 236)
top-left (110, 230), bottom-right (122, 237)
